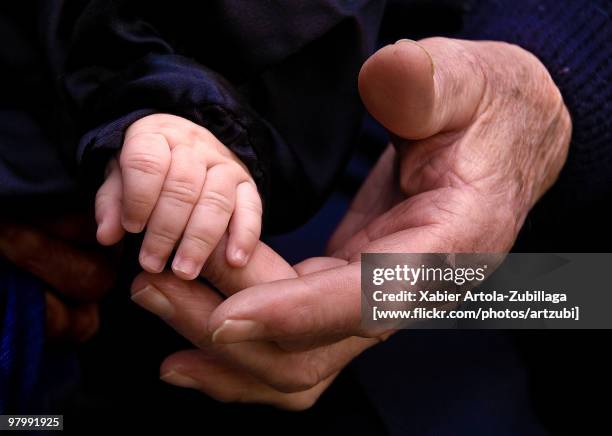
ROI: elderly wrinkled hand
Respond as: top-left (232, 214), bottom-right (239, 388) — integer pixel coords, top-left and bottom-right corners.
top-left (130, 37), bottom-right (571, 409)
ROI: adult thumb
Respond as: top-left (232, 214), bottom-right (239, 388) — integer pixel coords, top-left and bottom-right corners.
top-left (358, 37), bottom-right (486, 139)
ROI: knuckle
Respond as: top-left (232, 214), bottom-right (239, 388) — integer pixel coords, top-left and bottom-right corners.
top-left (216, 161), bottom-right (244, 180)
top-left (289, 369), bottom-right (320, 393)
top-left (161, 178), bottom-right (201, 206)
top-left (290, 302), bottom-right (319, 334)
top-left (121, 150), bottom-right (167, 178)
top-left (237, 224), bottom-right (261, 243)
top-left (187, 125), bottom-right (212, 144)
top-left (128, 114), bottom-right (169, 131)
top-left (198, 189), bottom-right (233, 215)
top-left (239, 196), bottom-right (263, 217)
top-left (273, 355), bottom-right (322, 393)
top-left (181, 231), bottom-right (216, 256)
top-left (227, 159), bottom-right (247, 173)
top-left (146, 225), bottom-right (179, 248)
top-left (123, 131), bottom-right (167, 149)
top-left (123, 193), bottom-right (154, 211)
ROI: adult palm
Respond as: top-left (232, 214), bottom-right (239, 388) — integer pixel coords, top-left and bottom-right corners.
top-left (131, 37), bottom-right (571, 409)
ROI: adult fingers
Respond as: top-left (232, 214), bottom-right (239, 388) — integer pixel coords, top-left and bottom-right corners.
top-left (0, 224), bottom-right (116, 300)
top-left (207, 262), bottom-right (370, 345)
top-left (160, 349), bottom-right (337, 411)
top-left (293, 256), bottom-right (349, 275)
top-left (226, 181), bottom-right (262, 267)
top-left (333, 183), bottom-right (477, 262)
top-left (202, 238), bottom-right (297, 297)
top-left (207, 203), bottom-right (460, 346)
top-left (130, 270), bottom-right (374, 392)
top-left (39, 214), bottom-right (98, 244)
top-left (359, 37), bottom-right (486, 139)
top-left (45, 292), bottom-right (100, 343)
top-left (276, 256), bottom-right (350, 351)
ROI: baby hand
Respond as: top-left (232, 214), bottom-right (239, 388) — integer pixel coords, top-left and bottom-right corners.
top-left (95, 114), bottom-right (262, 279)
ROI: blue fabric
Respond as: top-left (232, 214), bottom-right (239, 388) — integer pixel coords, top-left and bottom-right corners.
top-left (0, 261), bottom-right (45, 413)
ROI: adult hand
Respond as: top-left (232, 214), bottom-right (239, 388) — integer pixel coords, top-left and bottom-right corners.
top-left (0, 215), bottom-right (118, 343)
top-left (202, 37), bottom-right (572, 344)
top-left (131, 238), bottom-right (376, 410)
top-left (331, 37), bottom-right (571, 257)
top-left (131, 37), bottom-right (571, 409)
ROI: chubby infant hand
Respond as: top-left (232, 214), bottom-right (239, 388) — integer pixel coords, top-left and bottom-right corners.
top-left (95, 114), bottom-right (262, 279)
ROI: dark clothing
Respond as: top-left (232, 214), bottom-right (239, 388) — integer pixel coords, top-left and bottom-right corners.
top-left (61, 0), bottom-right (384, 232)
top-left (0, 3), bottom-right (79, 211)
top-left (2, 0), bottom-right (611, 235)
top-left (0, 0), bottom-right (611, 433)
top-left (0, 260), bottom-right (44, 413)
top-left (461, 0), bottom-right (612, 252)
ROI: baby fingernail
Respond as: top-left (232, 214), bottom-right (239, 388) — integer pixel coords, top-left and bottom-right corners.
top-left (140, 253), bottom-right (165, 273)
top-left (131, 285), bottom-right (174, 319)
top-left (160, 370), bottom-right (201, 390)
top-left (212, 319), bottom-right (262, 344)
top-left (233, 249), bottom-right (247, 266)
top-left (122, 218), bottom-right (143, 233)
top-left (172, 258), bottom-right (198, 279)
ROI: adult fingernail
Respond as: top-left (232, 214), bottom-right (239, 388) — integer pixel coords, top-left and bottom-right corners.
top-left (140, 252), bottom-right (165, 273)
top-left (172, 257), bottom-right (198, 280)
top-left (211, 319), bottom-right (263, 344)
top-left (131, 285), bottom-right (174, 319)
top-left (160, 370), bottom-right (201, 390)
top-left (395, 38), bottom-right (435, 76)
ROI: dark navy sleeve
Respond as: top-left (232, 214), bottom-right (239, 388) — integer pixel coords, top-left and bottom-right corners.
top-left (459, 0), bottom-right (612, 210)
top-left (63, 1), bottom-right (272, 222)
top-left (62, 0), bottom-right (384, 232)
top-left (69, 54), bottom-right (272, 218)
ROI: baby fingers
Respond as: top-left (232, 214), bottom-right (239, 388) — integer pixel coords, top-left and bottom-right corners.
top-left (95, 158), bottom-right (125, 245)
top-left (226, 182), bottom-right (262, 267)
top-left (120, 132), bottom-right (171, 233)
top-left (139, 144), bottom-right (206, 273)
top-left (171, 163), bottom-right (238, 280)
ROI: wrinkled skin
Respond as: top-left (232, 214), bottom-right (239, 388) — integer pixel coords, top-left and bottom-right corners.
top-left (129, 38), bottom-right (571, 409)
top-left (0, 37), bottom-right (572, 408)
